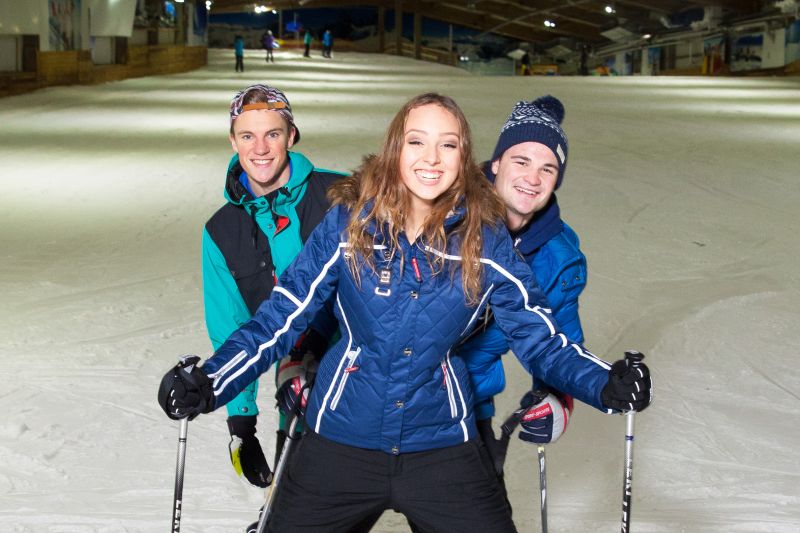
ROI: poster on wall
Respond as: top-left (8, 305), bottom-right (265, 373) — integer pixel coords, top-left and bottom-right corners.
top-left (194, 1), bottom-right (208, 36)
top-left (703, 35), bottom-right (725, 74)
top-left (730, 32), bottom-right (763, 71)
top-left (787, 19), bottom-right (800, 63)
top-left (49, 0), bottom-right (81, 51)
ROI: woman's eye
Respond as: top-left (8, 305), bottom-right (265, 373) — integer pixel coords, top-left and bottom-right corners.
top-left (442, 143), bottom-right (457, 149)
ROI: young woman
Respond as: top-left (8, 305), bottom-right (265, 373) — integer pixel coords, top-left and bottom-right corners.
top-left (159, 93), bottom-right (651, 532)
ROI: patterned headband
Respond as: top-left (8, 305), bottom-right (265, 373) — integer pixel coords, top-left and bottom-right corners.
top-left (229, 84), bottom-right (299, 142)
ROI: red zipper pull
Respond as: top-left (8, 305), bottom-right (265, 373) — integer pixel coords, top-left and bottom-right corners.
top-left (411, 257), bottom-right (423, 283)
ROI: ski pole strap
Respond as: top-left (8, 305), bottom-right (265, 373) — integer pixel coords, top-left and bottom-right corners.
top-left (499, 411), bottom-right (520, 439)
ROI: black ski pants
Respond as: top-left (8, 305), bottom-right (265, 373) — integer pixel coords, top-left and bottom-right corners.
top-left (267, 430), bottom-right (517, 532)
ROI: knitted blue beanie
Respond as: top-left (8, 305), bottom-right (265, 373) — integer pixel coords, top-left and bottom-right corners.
top-left (491, 95), bottom-right (568, 189)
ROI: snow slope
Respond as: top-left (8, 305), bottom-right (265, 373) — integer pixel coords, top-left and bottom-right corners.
top-left (0, 48), bottom-right (798, 532)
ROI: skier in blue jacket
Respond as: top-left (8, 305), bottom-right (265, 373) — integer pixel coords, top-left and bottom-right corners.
top-left (321, 29), bottom-right (333, 58)
top-left (465, 96), bottom-right (588, 454)
top-left (233, 35), bottom-right (245, 72)
top-left (159, 92), bottom-right (651, 532)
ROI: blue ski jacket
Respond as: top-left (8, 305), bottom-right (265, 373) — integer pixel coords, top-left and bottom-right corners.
top-left (462, 220), bottom-right (587, 419)
top-left (201, 203), bottom-right (611, 454)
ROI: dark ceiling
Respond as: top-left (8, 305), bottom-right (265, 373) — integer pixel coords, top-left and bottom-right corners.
top-left (209, 0), bottom-right (779, 46)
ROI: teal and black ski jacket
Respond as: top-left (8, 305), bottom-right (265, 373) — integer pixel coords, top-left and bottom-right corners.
top-left (202, 151), bottom-right (344, 417)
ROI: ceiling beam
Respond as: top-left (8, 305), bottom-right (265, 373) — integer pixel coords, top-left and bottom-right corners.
top-left (434, 1), bottom-right (604, 41)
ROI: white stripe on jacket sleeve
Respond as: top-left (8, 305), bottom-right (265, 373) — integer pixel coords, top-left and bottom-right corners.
top-left (211, 243), bottom-right (346, 398)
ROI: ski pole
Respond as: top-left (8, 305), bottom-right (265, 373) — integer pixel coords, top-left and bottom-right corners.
top-left (537, 443), bottom-right (548, 533)
top-left (621, 350), bottom-right (644, 533)
top-left (256, 413), bottom-right (300, 533)
top-left (498, 388), bottom-right (549, 533)
top-left (255, 376), bottom-right (313, 533)
top-left (171, 417), bottom-right (189, 533)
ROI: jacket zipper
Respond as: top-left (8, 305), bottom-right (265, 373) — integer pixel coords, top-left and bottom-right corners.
top-left (442, 360), bottom-right (457, 418)
top-left (331, 347), bottom-right (361, 411)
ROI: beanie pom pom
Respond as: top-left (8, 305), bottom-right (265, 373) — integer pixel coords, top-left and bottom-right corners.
top-left (533, 95), bottom-right (564, 124)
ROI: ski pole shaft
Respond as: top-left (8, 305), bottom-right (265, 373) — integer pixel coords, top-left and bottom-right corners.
top-left (621, 350), bottom-right (644, 533)
top-left (172, 417), bottom-right (189, 533)
top-left (537, 444), bottom-right (548, 533)
top-left (257, 414), bottom-right (300, 533)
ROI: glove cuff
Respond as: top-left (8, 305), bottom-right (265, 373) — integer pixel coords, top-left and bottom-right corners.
top-left (227, 415), bottom-right (258, 438)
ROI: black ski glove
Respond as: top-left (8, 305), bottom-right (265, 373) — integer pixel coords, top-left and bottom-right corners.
top-left (157, 355), bottom-right (215, 420)
top-left (601, 357), bottom-right (652, 412)
top-left (227, 416), bottom-right (273, 488)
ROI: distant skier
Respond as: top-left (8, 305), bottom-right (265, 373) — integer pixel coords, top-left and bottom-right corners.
top-left (234, 35), bottom-right (244, 72)
top-left (521, 51), bottom-right (532, 75)
top-left (262, 30), bottom-right (275, 63)
top-left (322, 29), bottom-right (332, 58)
top-left (303, 30), bottom-right (312, 58)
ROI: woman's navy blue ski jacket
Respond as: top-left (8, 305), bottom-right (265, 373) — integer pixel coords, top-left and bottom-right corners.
top-left (201, 203), bottom-right (612, 455)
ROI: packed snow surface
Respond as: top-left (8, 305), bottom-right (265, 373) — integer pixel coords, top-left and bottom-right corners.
top-left (1, 48), bottom-right (798, 532)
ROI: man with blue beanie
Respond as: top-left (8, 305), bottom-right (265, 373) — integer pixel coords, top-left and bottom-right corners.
top-left (464, 95), bottom-right (586, 468)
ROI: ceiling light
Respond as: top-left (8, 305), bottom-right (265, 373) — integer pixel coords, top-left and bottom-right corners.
top-left (544, 20), bottom-right (555, 28)
top-left (604, 5), bottom-right (615, 14)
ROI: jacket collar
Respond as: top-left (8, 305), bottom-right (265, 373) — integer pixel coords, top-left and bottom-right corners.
top-left (511, 196), bottom-right (563, 257)
top-left (223, 151), bottom-right (314, 213)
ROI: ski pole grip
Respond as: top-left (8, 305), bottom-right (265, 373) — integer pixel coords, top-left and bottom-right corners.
top-left (624, 350), bottom-right (644, 368)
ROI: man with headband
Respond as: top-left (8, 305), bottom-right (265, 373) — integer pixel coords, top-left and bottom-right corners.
top-left (202, 84), bottom-right (343, 493)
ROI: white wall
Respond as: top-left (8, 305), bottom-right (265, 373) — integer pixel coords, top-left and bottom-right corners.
top-left (675, 38), bottom-right (703, 69)
top-left (640, 50), bottom-right (649, 75)
top-left (762, 27), bottom-right (786, 68)
top-left (0, 34), bottom-right (18, 69)
top-left (0, 0), bottom-right (47, 34)
top-left (88, 0), bottom-right (137, 37)
top-left (0, 0), bottom-right (49, 51)
top-left (91, 35), bottom-right (114, 63)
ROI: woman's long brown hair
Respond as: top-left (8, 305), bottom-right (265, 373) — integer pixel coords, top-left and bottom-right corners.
top-left (328, 93), bottom-right (504, 304)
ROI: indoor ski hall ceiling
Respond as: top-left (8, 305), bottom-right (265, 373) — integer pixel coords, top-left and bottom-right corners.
top-left (208, 0), bottom-right (777, 45)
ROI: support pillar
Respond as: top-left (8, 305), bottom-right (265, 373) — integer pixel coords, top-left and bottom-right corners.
top-left (395, 0), bottom-right (403, 56)
top-left (413, 2), bottom-right (421, 60)
top-left (378, 7), bottom-right (385, 53)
